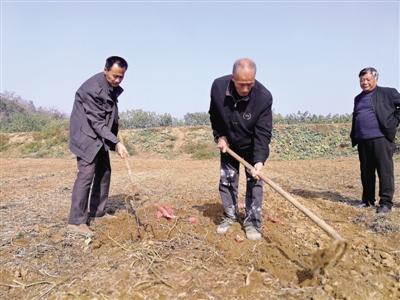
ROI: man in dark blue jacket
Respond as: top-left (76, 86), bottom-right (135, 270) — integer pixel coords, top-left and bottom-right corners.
top-left (67, 56), bottom-right (129, 236)
top-left (350, 67), bottom-right (400, 214)
top-left (209, 58), bottom-right (273, 240)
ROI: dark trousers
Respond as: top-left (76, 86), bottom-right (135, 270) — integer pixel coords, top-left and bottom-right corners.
top-left (68, 147), bottom-right (112, 225)
top-left (219, 152), bottom-right (263, 228)
top-left (357, 137), bottom-right (395, 208)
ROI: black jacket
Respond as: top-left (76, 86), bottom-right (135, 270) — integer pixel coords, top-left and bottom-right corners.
top-left (209, 75), bottom-right (273, 163)
top-left (350, 86), bottom-right (400, 147)
top-left (69, 72), bottom-right (123, 163)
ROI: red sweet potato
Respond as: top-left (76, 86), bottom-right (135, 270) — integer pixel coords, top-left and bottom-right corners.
top-left (155, 210), bottom-right (163, 219)
top-left (238, 202), bottom-right (245, 210)
top-left (156, 204), bottom-right (176, 220)
top-left (188, 217), bottom-right (199, 224)
top-left (161, 204), bottom-right (175, 217)
top-left (267, 216), bottom-right (284, 225)
top-left (235, 235), bottom-right (244, 243)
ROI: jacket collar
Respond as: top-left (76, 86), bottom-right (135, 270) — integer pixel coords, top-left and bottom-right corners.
top-left (225, 79), bottom-right (250, 102)
top-left (101, 73), bottom-right (124, 102)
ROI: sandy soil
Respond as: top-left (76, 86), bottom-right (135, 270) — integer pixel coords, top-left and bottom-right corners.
top-left (0, 155), bottom-right (399, 299)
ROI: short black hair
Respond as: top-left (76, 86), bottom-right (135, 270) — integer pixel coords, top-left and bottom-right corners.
top-left (105, 56), bottom-right (128, 71)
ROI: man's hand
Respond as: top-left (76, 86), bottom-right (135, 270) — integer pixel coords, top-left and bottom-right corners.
top-left (217, 136), bottom-right (230, 153)
top-left (116, 142), bottom-right (129, 159)
top-left (250, 162), bottom-right (264, 181)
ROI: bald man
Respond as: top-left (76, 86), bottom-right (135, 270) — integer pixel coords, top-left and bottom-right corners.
top-left (208, 59), bottom-right (273, 240)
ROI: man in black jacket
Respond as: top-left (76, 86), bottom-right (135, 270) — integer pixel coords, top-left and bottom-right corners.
top-left (67, 56), bottom-right (129, 236)
top-left (350, 67), bottom-right (400, 214)
top-left (209, 58), bottom-right (273, 240)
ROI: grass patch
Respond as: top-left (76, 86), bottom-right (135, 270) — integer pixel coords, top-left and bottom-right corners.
top-left (130, 128), bottom-right (176, 154)
top-left (0, 134), bottom-right (10, 151)
top-left (123, 134), bottom-right (137, 156)
top-left (182, 140), bottom-right (219, 159)
top-left (20, 140), bottom-right (43, 156)
top-left (271, 124), bottom-right (357, 160)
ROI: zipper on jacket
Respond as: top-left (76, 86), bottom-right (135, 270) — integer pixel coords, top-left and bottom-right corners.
top-left (233, 98), bottom-right (246, 108)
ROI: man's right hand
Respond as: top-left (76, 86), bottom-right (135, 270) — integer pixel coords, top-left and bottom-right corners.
top-left (116, 142), bottom-right (129, 159)
top-left (217, 136), bottom-right (229, 153)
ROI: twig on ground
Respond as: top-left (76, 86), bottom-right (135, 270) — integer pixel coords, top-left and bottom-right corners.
top-left (167, 217), bottom-right (180, 239)
top-left (13, 279), bottom-right (52, 288)
top-left (149, 266), bottom-right (174, 288)
top-left (245, 265), bottom-right (254, 285)
top-left (65, 292), bottom-right (82, 299)
top-left (0, 282), bottom-right (21, 288)
top-left (33, 276), bottom-right (70, 299)
top-left (107, 231), bottom-right (132, 252)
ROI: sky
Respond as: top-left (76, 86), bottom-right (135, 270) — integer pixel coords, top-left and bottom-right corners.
top-left (1, 0), bottom-right (399, 119)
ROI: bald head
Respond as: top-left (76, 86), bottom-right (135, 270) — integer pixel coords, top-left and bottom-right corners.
top-left (231, 58), bottom-right (257, 97)
top-left (232, 58), bottom-right (257, 76)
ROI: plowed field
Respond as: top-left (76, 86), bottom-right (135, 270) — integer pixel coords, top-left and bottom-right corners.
top-left (1, 155), bottom-right (399, 299)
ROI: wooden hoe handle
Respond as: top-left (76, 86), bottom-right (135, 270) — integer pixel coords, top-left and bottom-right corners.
top-left (225, 148), bottom-right (347, 243)
top-left (117, 132), bottom-right (140, 199)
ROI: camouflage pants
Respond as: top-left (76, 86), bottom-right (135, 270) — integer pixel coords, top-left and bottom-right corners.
top-left (218, 152), bottom-right (263, 228)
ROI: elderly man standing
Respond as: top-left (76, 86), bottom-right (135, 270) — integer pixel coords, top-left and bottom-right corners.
top-left (209, 58), bottom-right (273, 240)
top-left (67, 56), bottom-right (129, 236)
top-left (351, 67), bottom-right (400, 214)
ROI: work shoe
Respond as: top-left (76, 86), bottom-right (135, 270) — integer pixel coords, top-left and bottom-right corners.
top-left (217, 217), bottom-right (236, 234)
top-left (66, 224), bottom-right (94, 236)
top-left (244, 226), bottom-right (262, 240)
top-left (376, 206), bottom-right (391, 214)
top-left (90, 213), bottom-right (118, 221)
top-left (354, 201), bottom-right (371, 208)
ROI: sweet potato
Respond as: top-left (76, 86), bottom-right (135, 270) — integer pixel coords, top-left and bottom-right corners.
top-left (157, 204), bottom-right (176, 219)
top-left (188, 217), bottom-right (199, 224)
top-left (238, 202), bottom-right (245, 210)
top-left (161, 204), bottom-right (175, 217)
top-left (235, 235), bottom-right (244, 243)
top-left (155, 210), bottom-right (163, 219)
top-left (267, 216), bottom-right (284, 225)
top-left (156, 205), bottom-right (175, 219)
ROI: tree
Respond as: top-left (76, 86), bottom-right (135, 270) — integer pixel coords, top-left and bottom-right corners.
top-left (120, 109), bottom-right (159, 129)
top-left (0, 91), bottom-right (68, 133)
top-left (157, 113), bottom-right (173, 127)
top-left (183, 112), bottom-right (210, 126)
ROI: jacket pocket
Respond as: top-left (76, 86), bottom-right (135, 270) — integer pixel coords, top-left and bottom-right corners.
top-left (77, 126), bottom-right (97, 150)
top-left (81, 126), bottom-right (97, 139)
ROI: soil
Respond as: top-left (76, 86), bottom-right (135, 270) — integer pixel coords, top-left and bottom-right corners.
top-left (0, 153), bottom-right (399, 299)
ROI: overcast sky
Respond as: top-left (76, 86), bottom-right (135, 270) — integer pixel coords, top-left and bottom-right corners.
top-left (1, 0), bottom-right (399, 118)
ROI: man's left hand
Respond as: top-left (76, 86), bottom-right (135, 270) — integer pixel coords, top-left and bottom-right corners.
top-left (250, 162), bottom-right (264, 181)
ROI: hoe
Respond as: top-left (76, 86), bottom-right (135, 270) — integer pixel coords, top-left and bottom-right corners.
top-left (117, 132), bottom-right (154, 241)
top-left (226, 147), bottom-right (348, 271)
